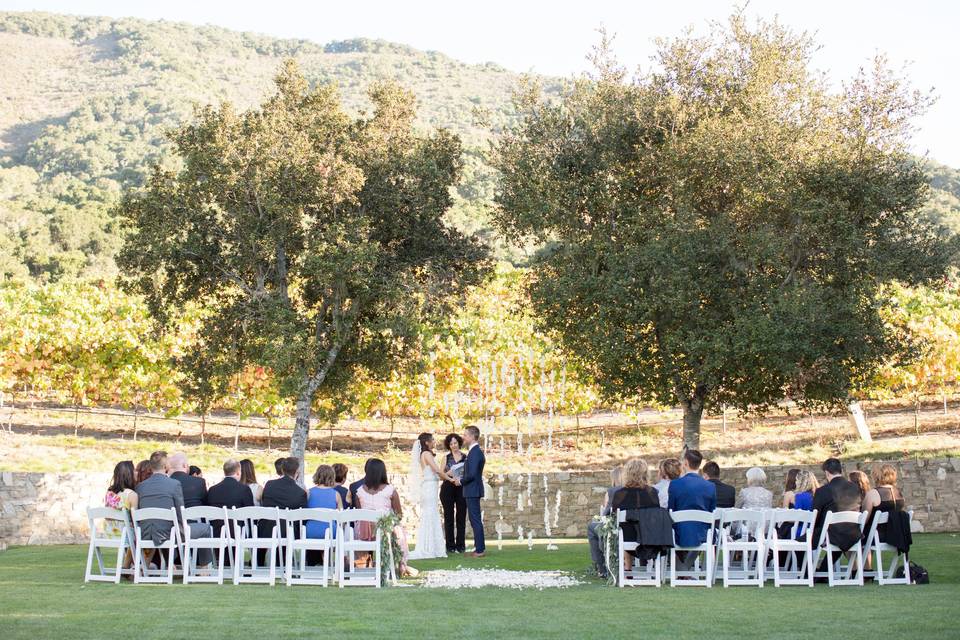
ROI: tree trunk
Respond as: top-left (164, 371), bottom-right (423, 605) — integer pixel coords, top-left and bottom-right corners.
top-left (679, 386), bottom-right (707, 450)
top-left (289, 342), bottom-right (343, 483)
top-left (291, 397), bottom-right (311, 483)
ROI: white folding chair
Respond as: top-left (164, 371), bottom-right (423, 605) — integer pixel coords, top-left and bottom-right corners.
top-left (182, 506), bottom-right (232, 585)
top-left (863, 510), bottom-right (911, 585)
top-left (767, 509), bottom-right (817, 587)
top-left (337, 509), bottom-right (388, 588)
top-left (131, 507), bottom-right (183, 584)
top-left (84, 507), bottom-right (134, 583)
top-left (669, 510), bottom-right (715, 587)
top-left (718, 509), bottom-right (766, 587)
top-left (814, 511), bottom-right (865, 586)
top-left (230, 506), bottom-right (281, 585)
top-left (284, 508), bottom-right (338, 587)
top-left (615, 510), bottom-right (662, 587)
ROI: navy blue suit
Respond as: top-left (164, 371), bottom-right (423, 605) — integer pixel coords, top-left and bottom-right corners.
top-left (667, 472), bottom-right (717, 547)
top-left (461, 444), bottom-right (486, 552)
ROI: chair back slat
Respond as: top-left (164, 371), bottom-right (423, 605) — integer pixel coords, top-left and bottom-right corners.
top-left (670, 509), bottom-right (715, 525)
top-left (183, 506), bottom-right (228, 523)
top-left (132, 507), bottom-right (178, 523)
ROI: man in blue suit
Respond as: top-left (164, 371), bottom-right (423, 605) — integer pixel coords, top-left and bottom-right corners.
top-left (455, 425), bottom-right (486, 557)
top-left (668, 449), bottom-right (717, 556)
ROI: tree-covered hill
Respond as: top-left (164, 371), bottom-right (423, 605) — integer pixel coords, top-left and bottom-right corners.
top-left (0, 11), bottom-right (557, 279)
top-left (0, 10), bottom-right (957, 281)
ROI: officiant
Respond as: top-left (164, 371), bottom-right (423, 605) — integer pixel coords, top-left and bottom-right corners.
top-left (440, 433), bottom-right (468, 554)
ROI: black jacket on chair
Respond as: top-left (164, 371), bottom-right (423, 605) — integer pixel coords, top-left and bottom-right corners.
top-left (622, 507), bottom-right (675, 562)
top-left (812, 476), bottom-right (862, 552)
top-left (708, 479), bottom-right (736, 509)
top-left (171, 471), bottom-right (208, 508)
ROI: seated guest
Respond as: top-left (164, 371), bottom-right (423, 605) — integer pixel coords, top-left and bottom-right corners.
top-left (168, 452), bottom-right (208, 508)
top-left (653, 458), bottom-right (681, 509)
top-left (862, 463), bottom-right (911, 552)
top-left (787, 470), bottom-right (816, 511)
top-left (702, 461), bottom-right (736, 508)
top-left (258, 457), bottom-right (308, 564)
top-left (208, 461), bottom-right (252, 508)
top-left (777, 469), bottom-right (816, 542)
top-left (105, 460), bottom-right (139, 513)
top-left (735, 467), bottom-right (773, 509)
top-left (600, 465), bottom-right (624, 515)
top-left (189, 465), bottom-right (202, 478)
top-left (668, 449), bottom-right (717, 561)
top-left (812, 458), bottom-right (862, 552)
top-left (587, 465), bottom-right (623, 578)
top-left (610, 458), bottom-right (665, 570)
top-left (135, 459), bottom-right (153, 486)
top-left (305, 464), bottom-right (343, 565)
top-left (849, 470), bottom-right (871, 507)
top-left (150, 450), bottom-right (169, 474)
top-left (349, 459), bottom-right (374, 508)
top-left (780, 468), bottom-right (800, 507)
top-left (104, 461), bottom-right (139, 569)
top-left (354, 458), bottom-right (411, 575)
top-left (135, 453), bottom-right (212, 567)
top-left (239, 459), bottom-right (262, 506)
top-left (207, 459), bottom-right (254, 535)
top-left (261, 457), bottom-right (308, 511)
top-left (333, 463), bottom-right (350, 509)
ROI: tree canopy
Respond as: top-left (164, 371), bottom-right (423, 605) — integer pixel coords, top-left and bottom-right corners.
top-left (117, 60), bottom-right (489, 469)
top-left (493, 15), bottom-right (957, 447)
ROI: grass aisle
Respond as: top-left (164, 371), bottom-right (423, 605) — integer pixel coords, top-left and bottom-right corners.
top-left (0, 535), bottom-right (958, 639)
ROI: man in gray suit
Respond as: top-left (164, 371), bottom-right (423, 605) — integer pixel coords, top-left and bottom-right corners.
top-left (135, 453), bottom-right (212, 566)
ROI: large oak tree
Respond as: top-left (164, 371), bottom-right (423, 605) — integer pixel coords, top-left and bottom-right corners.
top-left (118, 60), bottom-right (489, 470)
top-left (493, 16), bottom-right (955, 448)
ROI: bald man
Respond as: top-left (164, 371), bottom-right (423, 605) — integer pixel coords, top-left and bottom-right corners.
top-left (169, 452), bottom-right (208, 508)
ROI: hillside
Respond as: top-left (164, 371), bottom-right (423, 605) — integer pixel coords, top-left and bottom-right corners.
top-left (0, 11), bottom-right (559, 279)
top-left (0, 10), bottom-right (958, 281)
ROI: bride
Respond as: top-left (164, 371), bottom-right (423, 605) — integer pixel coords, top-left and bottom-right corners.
top-left (407, 432), bottom-right (451, 560)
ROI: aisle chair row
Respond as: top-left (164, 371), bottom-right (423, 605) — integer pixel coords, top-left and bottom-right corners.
top-left (616, 507), bottom-right (911, 588)
top-left (84, 505), bottom-right (394, 587)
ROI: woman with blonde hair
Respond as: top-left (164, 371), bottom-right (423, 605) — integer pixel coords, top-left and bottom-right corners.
top-left (610, 459), bottom-right (661, 571)
top-left (849, 470), bottom-right (872, 507)
top-left (653, 458), bottom-right (681, 509)
top-left (862, 464), bottom-right (906, 540)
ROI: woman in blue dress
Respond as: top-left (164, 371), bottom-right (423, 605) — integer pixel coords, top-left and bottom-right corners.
top-left (785, 470), bottom-right (816, 540)
top-left (306, 464), bottom-right (343, 565)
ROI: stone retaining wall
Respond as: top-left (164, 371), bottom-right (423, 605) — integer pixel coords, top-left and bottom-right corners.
top-left (1, 458), bottom-right (957, 547)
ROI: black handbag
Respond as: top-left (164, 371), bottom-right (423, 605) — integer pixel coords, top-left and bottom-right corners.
top-left (895, 561), bottom-right (929, 584)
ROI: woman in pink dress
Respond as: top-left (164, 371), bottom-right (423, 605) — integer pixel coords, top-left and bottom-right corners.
top-left (354, 458), bottom-right (412, 575)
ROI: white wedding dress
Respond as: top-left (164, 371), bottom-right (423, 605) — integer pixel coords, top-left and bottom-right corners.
top-left (408, 454), bottom-right (447, 560)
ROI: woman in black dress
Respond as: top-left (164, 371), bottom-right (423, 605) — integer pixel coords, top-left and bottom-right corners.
top-left (439, 433), bottom-right (468, 553)
top-left (611, 458), bottom-right (660, 569)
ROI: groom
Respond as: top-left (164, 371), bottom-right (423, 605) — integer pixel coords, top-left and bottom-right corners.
top-left (455, 425), bottom-right (486, 557)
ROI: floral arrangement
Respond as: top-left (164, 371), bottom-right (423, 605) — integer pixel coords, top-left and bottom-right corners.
top-left (375, 512), bottom-right (403, 587)
top-left (593, 514), bottom-right (620, 586)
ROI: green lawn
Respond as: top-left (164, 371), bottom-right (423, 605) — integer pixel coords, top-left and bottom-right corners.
top-left (1, 536), bottom-right (958, 639)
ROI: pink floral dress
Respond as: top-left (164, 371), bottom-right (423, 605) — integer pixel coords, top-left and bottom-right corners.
top-left (355, 484), bottom-right (409, 563)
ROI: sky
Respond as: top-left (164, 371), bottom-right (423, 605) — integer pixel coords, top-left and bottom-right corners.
top-left (5, 0), bottom-right (959, 165)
